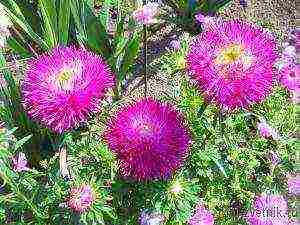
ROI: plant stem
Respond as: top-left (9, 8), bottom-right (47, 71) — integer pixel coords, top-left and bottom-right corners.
top-left (143, 0), bottom-right (147, 97)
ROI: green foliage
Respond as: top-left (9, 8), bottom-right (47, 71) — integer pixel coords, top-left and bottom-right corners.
top-left (162, 0), bottom-right (233, 34)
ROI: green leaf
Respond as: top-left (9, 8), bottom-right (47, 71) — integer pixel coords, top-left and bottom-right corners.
top-left (14, 134), bottom-right (33, 151)
top-left (118, 34), bottom-right (140, 81)
top-left (70, 0), bottom-right (86, 38)
top-left (3, 1), bottom-right (49, 50)
top-left (58, 0), bottom-right (71, 44)
top-left (7, 37), bottom-right (32, 58)
top-left (86, 13), bottom-right (112, 59)
top-left (39, 0), bottom-right (58, 48)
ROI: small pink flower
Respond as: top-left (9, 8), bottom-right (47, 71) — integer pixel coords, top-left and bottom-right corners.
top-left (282, 45), bottom-right (296, 58)
top-left (257, 121), bottom-right (279, 140)
top-left (170, 40), bottom-right (181, 50)
top-left (246, 194), bottom-right (289, 225)
top-left (188, 202), bottom-right (214, 225)
top-left (275, 43), bottom-right (298, 92)
top-left (195, 13), bottom-right (206, 23)
top-left (194, 13), bottom-right (216, 29)
top-left (11, 152), bottom-right (30, 172)
top-left (266, 151), bottom-right (280, 166)
top-left (139, 210), bottom-right (165, 225)
top-left (287, 174), bottom-right (300, 195)
top-left (132, 3), bottom-right (159, 25)
top-left (67, 185), bottom-right (96, 213)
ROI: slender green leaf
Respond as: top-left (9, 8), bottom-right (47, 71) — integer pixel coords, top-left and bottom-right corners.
top-left (14, 134), bottom-right (33, 151)
top-left (86, 16), bottom-right (112, 59)
top-left (70, 0), bottom-right (86, 38)
top-left (39, 0), bottom-right (58, 47)
top-left (58, 0), bottom-right (71, 44)
top-left (7, 37), bottom-right (32, 58)
top-left (3, 4), bottom-right (49, 50)
top-left (118, 34), bottom-right (140, 81)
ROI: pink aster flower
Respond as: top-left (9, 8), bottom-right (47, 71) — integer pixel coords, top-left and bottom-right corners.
top-left (21, 46), bottom-right (115, 133)
top-left (11, 152), bottom-right (30, 172)
top-left (287, 174), bottom-right (300, 195)
top-left (188, 203), bottom-right (214, 225)
top-left (104, 98), bottom-right (191, 181)
top-left (246, 194), bottom-right (289, 225)
top-left (186, 19), bottom-right (278, 110)
top-left (67, 185), bottom-right (96, 213)
top-left (139, 210), bottom-right (165, 225)
top-left (257, 121), bottom-right (279, 140)
top-left (132, 2), bottom-right (159, 25)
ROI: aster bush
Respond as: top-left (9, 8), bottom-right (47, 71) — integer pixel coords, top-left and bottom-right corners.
top-left (0, 1), bottom-right (298, 225)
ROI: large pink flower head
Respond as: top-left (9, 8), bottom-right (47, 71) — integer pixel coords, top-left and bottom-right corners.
top-left (104, 98), bottom-right (191, 181)
top-left (67, 184), bottom-right (96, 213)
top-left (246, 194), bottom-right (289, 225)
top-left (22, 46), bottom-right (115, 133)
top-left (187, 19), bottom-right (278, 110)
top-left (188, 202), bottom-right (214, 225)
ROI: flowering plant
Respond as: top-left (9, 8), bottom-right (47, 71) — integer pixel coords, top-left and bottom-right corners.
top-left (0, 0), bottom-right (297, 225)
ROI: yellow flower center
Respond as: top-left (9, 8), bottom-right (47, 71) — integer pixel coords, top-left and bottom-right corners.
top-left (55, 60), bottom-right (84, 91)
top-left (57, 70), bottom-right (73, 83)
top-left (215, 44), bottom-right (244, 65)
top-left (214, 44), bottom-right (254, 80)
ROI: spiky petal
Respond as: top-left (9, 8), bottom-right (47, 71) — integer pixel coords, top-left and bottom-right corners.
top-left (246, 194), bottom-right (289, 225)
top-left (67, 185), bottom-right (96, 213)
top-left (187, 19), bottom-right (278, 110)
top-left (22, 46), bottom-right (115, 133)
top-left (104, 98), bottom-right (191, 181)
